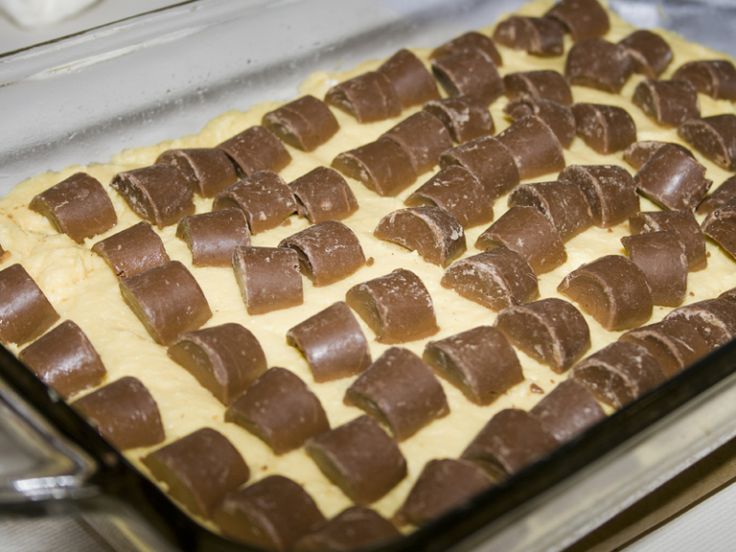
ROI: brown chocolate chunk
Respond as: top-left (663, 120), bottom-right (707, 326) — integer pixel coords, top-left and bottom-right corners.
top-left (287, 301), bottom-right (371, 382)
top-left (176, 209), bottom-right (250, 267)
top-left (142, 427), bottom-right (249, 518)
top-left (167, 323), bottom-right (267, 406)
top-left (632, 79), bottom-right (700, 127)
top-left (679, 114), bottom-right (736, 171)
top-left (703, 204), bottom-right (736, 261)
top-left (545, 0), bottom-right (610, 42)
top-left (572, 103), bottom-right (637, 154)
top-left (721, 287), bottom-right (736, 303)
top-left (381, 111), bottom-right (452, 174)
top-left (423, 325), bottom-right (523, 405)
top-left (558, 255), bottom-right (653, 330)
top-left (431, 31), bottom-right (502, 66)
top-left (672, 59), bottom-right (736, 101)
top-left (294, 507), bottom-right (400, 552)
top-left (111, 164), bottom-right (194, 228)
top-left (619, 30), bottom-right (673, 78)
top-left (496, 115), bottom-right (565, 180)
top-left (0, 264), bottom-right (59, 345)
top-left (530, 379), bottom-right (604, 442)
top-left (630, 210), bottom-right (706, 271)
top-left (509, 180), bottom-right (592, 240)
top-left (232, 246), bottom-right (302, 315)
top-left (504, 97), bottom-right (576, 148)
top-left (324, 71), bottom-right (402, 123)
top-left (698, 175), bottom-right (736, 215)
top-left (566, 39), bottom-right (633, 93)
top-left (665, 298), bottom-right (736, 349)
top-left (262, 95), bottom-right (339, 152)
top-left (440, 136), bottom-right (519, 199)
top-left (218, 125), bottom-right (291, 176)
top-left (19, 320), bottom-right (105, 398)
top-left (92, 222), bottom-right (169, 279)
top-left (289, 167), bottom-right (358, 223)
top-left (423, 96), bottom-right (495, 143)
top-left (305, 415), bottom-right (407, 504)
top-left (492, 16), bottom-right (564, 57)
top-left (29, 172), bottom-right (117, 243)
top-left (332, 138), bottom-right (416, 197)
top-left (622, 140), bottom-right (693, 171)
top-left (346, 269), bottom-right (438, 344)
top-left (504, 70), bottom-right (572, 106)
top-left (156, 148), bottom-right (238, 197)
top-left (431, 51), bottom-right (505, 105)
top-left (377, 49), bottom-right (440, 108)
top-left (226, 367), bottom-right (329, 454)
top-left (496, 298), bottom-right (591, 373)
top-left (71, 376), bottom-right (164, 450)
top-left (119, 260), bottom-right (212, 345)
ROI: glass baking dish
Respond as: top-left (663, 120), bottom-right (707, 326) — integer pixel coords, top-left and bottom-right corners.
top-left (1, 0), bottom-right (736, 550)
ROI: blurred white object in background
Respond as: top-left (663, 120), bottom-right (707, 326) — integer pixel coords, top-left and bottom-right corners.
top-left (0, 0), bottom-right (98, 28)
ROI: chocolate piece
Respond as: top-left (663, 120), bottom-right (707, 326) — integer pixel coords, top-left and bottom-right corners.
top-left (374, 206), bottom-right (466, 267)
top-left (332, 138), bottom-right (416, 197)
top-left (703, 205), bottom-right (736, 260)
top-left (262, 95), bottom-right (339, 152)
top-left (622, 140), bottom-right (692, 171)
top-left (287, 301), bottom-right (371, 382)
top-left (503, 70), bottom-right (572, 106)
top-left (678, 114), bottom-right (736, 171)
top-left (504, 97), bottom-right (576, 148)
top-left (461, 409), bottom-right (559, 479)
top-left (440, 136), bottom-right (519, 199)
top-left (721, 287), bottom-right (736, 304)
top-left (111, 164), bottom-right (194, 228)
top-left (630, 210), bottom-right (707, 271)
top-left (492, 16), bottom-right (564, 57)
top-left (621, 231), bottom-right (688, 307)
top-left (431, 31), bottom-right (502, 66)
top-left (294, 507), bottom-right (400, 552)
top-left (92, 222), bottom-right (169, 279)
top-left (19, 320), bottom-right (105, 398)
top-left (346, 269), bottom-right (438, 344)
top-left (423, 325), bottom-right (523, 405)
top-left (290, 166), bottom-right (358, 223)
top-left (142, 428), bottom-right (249, 518)
top-left (423, 96), bottom-right (495, 143)
top-left (119, 260), bottom-right (212, 345)
top-left (558, 164), bottom-right (638, 227)
top-left (218, 125), bottom-right (291, 176)
top-left (496, 115), bottom-right (565, 180)
top-left (619, 30), bottom-right (673, 78)
top-left (29, 172), bottom-right (117, 243)
top-left (496, 298), bottom-right (591, 373)
top-left (431, 52), bottom-right (505, 105)
top-left (377, 49), bottom-right (440, 108)
top-left (632, 79), bottom-right (700, 127)
top-left (213, 171), bottom-right (296, 234)
top-left (381, 111), bottom-right (452, 174)
top-left (572, 103), bottom-right (637, 154)
top-left (572, 341), bottom-right (666, 408)
top-left (324, 71), bottom-right (402, 123)
top-left (545, 0), bottom-right (610, 42)
top-left (530, 380), bottom-right (604, 442)
top-left (665, 298), bottom-right (736, 349)
top-left (279, 221), bottom-right (365, 285)
top-left (167, 323), bottom-right (267, 406)
top-left (305, 415), bottom-right (407, 504)
top-left (156, 148), bottom-right (238, 197)
top-left (226, 367), bottom-right (329, 454)
top-left (214, 475), bottom-right (324, 551)
top-left (672, 59), bottom-right (736, 101)
top-left (698, 175), bottom-right (736, 215)
top-left (72, 376), bottom-right (164, 450)
top-left (232, 246), bottom-right (303, 315)
top-left (476, 206), bottom-right (566, 274)
top-left (0, 264), bottom-right (59, 345)
top-left (558, 255), bottom-right (653, 330)
top-left (441, 248), bottom-right (538, 311)
top-left (565, 39), bottom-right (633, 93)
top-left (176, 209), bottom-right (250, 267)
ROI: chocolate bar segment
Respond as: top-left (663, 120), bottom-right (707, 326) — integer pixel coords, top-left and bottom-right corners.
top-left (332, 138), bottom-right (416, 197)
top-left (630, 210), bottom-right (706, 271)
top-left (623, 140), bottom-right (692, 171)
top-left (678, 114), bottom-right (736, 171)
top-left (504, 97), bottom-right (576, 148)
top-left (156, 148), bottom-right (238, 197)
top-left (431, 51), bottom-right (505, 105)
top-left (702, 205), bottom-right (736, 260)
top-left (503, 70), bottom-right (572, 106)
top-left (440, 136), bottom-right (519, 199)
top-left (176, 209), bottom-right (250, 267)
top-left (545, 0), bottom-right (610, 42)
top-left (431, 31), bottom-right (502, 66)
top-left (92, 222), bottom-right (169, 279)
top-left (509, 180), bottom-right (592, 240)
top-left (381, 111), bottom-right (452, 174)
top-left (565, 39), bottom-right (633, 93)
top-left (0, 264), bottom-right (59, 345)
top-left (262, 94), bottom-right (339, 152)
top-left (290, 167), bottom-right (358, 223)
top-left (632, 79), bottom-right (700, 127)
top-left (572, 103), bottom-right (637, 154)
top-left (665, 298), bottom-right (736, 349)
top-left (232, 246), bottom-right (303, 315)
top-left (672, 59), bottom-right (736, 101)
top-left (492, 16), bottom-right (564, 57)
top-left (530, 380), bottom-right (604, 442)
top-left (496, 115), bottom-right (565, 180)
top-left (325, 71), bottom-right (401, 123)
top-left (377, 49), bottom-right (440, 108)
top-left (698, 175), bottom-right (736, 215)
top-left (294, 507), bottom-right (400, 552)
top-left (618, 30), bottom-right (673, 78)
top-left (423, 96), bottom-right (495, 143)
top-left (218, 125), bottom-right (291, 176)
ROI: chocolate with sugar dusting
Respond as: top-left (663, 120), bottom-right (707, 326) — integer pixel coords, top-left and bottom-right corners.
top-left (698, 175), bottom-right (736, 215)
top-left (530, 380), bottom-right (604, 443)
top-left (623, 140), bottom-right (692, 171)
top-left (701, 205), bottom-right (736, 260)
top-left (431, 51), bottom-right (505, 105)
top-left (332, 138), bottom-right (416, 197)
top-left (618, 30), bottom-right (673, 79)
top-left (665, 298), bottom-right (736, 349)
top-left (92, 222), bottom-right (169, 279)
top-left (496, 115), bottom-right (565, 180)
top-left (176, 209), bottom-right (250, 267)
top-left (565, 39), bottom-right (633, 93)
top-left (232, 246), bottom-right (302, 315)
top-left (378, 49), bottom-right (440, 108)
top-left (572, 103), bottom-right (637, 154)
top-left (545, 0), bottom-right (609, 42)
top-left (678, 114), bottom-right (736, 171)
top-left (630, 210), bottom-right (707, 271)
top-left (492, 15), bottom-right (564, 57)
top-left (289, 167), bottom-right (358, 223)
top-left (672, 59), bottom-right (736, 101)
top-left (29, 172), bottom-right (116, 243)
top-left (262, 94), bottom-right (339, 152)
top-left (294, 507), bottom-right (400, 552)
top-left (381, 111), bottom-right (452, 174)
top-left (431, 31), bottom-right (502, 66)
top-left (218, 125), bottom-right (291, 176)
top-left (324, 71), bottom-right (401, 123)
top-left (156, 148), bottom-right (238, 197)
top-left (632, 79), bottom-right (700, 127)
top-left (440, 136), bottom-right (519, 199)
top-left (503, 70), bottom-right (572, 105)
top-left (423, 96), bottom-right (495, 144)
top-left (504, 97), bottom-right (576, 148)
top-left (0, 264), bottom-right (59, 345)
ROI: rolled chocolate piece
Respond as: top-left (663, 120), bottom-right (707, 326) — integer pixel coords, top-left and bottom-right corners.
top-left (262, 94), bottom-right (339, 152)
top-left (119, 260), bottom-right (212, 345)
top-left (492, 16), bottom-right (564, 57)
top-left (332, 138), bottom-right (416, 197)
top-left (545, 0), bottom-right (610, 42)
top-left (92, 222), bottom-right (169, 279)
top-left (71, 376), bottom-right (164, 450)
top-left (225, 367), bottom-right (329, 454)
top-left (324, 71), bottom-right (402, 123)
top-left (496, 298), bottom-right (591, 373)
top-left (635, 144), bottom-right (711, 212)
top-left (423, 96), bottom-right (495, 143)
top-left (176, 209), bottom-right (250, 267)
top-left (703, 205), bottom-right (736, 261)
top-left (0, 264), bottom-right (59, 345)
top-left (621, 231), bottom-right (688, 307)
top-left (167, 323), bottom-right (267, 406)
top-left (381, 111), bottom-right (452, 174)
top-left (496, 115), bottom-right (565, 180)
top-left (665, 298), bottom-right (736, 349)
top-left (572, 103), bottom-right (637, 154)
top-left (504, 97), bottom-right (576, 148)
top-left (232, 246), bottom-right (303, 315)
top-left (374, 206), bottom-right (466, 267)
top-left (557, 255), bottom-right (653, 330)
top-left (461, 409), bottom-right (559, 479)
top-left (142, 427), bottom-right (249, 518)
top-left (431, 31), bottom-right (502, 66)
top-left (476, 206), bottom-right (567, 274)
top-left (395, 459), bottom-right (492, 526)
top-left (423, 325), bottom-right (523, 405)
top-left (630, 210), bottom-right (707, 271)
top-left (111, 164), bottom-right (194, 228)
top-left (672, 59), bottom-right (736, 101)
top-left (19, 320), bottom-right (106, 398)
top-left (156, 148), bottom-right (238, 197)
top-left (440, 136), bottom-right (519, 199)
top-left (29, 172), bottom-right (117, 243)
top-left (441, 248), bottom-right (539, 311)
top-left (213, 171), bottom-right (296, 234)
top-left (721, 287), bottom-right (736, 304)
top-left (290, 166), bottom-right (358, 224)
top-left (632, 79), bottom-right (700, 127)
top-left (294, 507), bottom-right (400, 552)
top-left (572, 341), bottom-right (666, 408)
top-left (218, 125), bottom-right (291, 176)
top-left (214, 475), bottom-right (325, 551)
top-left (558, 164), bottom-right (639, 227)
top-left (431, 51), bottom-right (505, 105)
top-left (345, 347), bottom-right (449, 441)
top-left (565, 39), bottom-right (633, 93)
top-left (618, 30), bottom-right (673, 78)
top-left (279, 221), bottom-right (366, 285)
top-left (287, 301), bottom-right (371, 382)
top-left (503, 70), bottom-right (572, 106)
top-left (622, 140), bottom-right (692, 171)
top-left (530, 380), bottom-right (604, 443)
top-left (405, 165), bottom-right (494, 229)
top-left (305, 415), bottom-right (407, 504)
top-left (377, 49), bottom-right (440, 108)
top-left (678, 114), bottom-right (736, 171)
top-left (346, 269), bottom-right (438, 344)
top-left (697, 175), bottom-right (736, 215)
